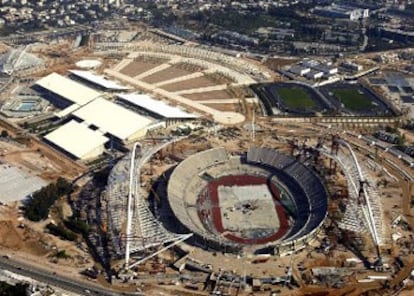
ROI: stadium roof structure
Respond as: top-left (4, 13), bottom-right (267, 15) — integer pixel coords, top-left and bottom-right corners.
top-left (0, 48), bottom-right (44, 74)
top-left (72, 97), bottom-right (153, 142)
top-left (44, 120), bottom-right (109, 160)
top-left (69, 69), bottom-right (131, 91)
top-left (118, 93), bottom-right (198, 119)
top-left (35, 72), bottom-right (102, 106)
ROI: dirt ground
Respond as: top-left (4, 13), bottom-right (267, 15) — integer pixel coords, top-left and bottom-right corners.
top-left (0, 201), bottom-right (93, 276)
top-left (162, 75), bottom-right (217, 92)
top-left (184, 89), bottom-right (234, 101)
top-left (142, 66), bottom-right (195, 84)
top-left (0, 138), bottom-right (83, 181)
top-left (120, 60), bottom-right (162, 77)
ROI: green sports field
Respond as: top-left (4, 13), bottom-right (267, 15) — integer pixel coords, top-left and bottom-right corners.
top-left (332, 88), bottom-right (372, 111)
top-left (276, 87), bottom-right (317, 109)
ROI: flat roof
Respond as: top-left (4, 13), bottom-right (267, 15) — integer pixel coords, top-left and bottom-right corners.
top-left (55, 103), bottom-right (81, 118)
top-left (73, 98), bottom-right (153, 141)
top-left (44, 120), bottom-right (109, 159)
top-left (35, 72), bottom-right (102, 106)
top-left (118, 93), bottom-right (198, 119)
top-left (69, 70), bottom-right (131, 90)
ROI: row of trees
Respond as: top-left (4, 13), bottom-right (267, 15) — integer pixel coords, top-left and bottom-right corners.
top-left (24, 178), bottom-right (72, 221)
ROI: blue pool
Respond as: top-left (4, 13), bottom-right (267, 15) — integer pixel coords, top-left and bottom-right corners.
top-left (17, 101), bottom-right (37, 112)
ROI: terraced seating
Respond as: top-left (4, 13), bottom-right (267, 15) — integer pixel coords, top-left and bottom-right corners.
top-left (246, 147), bottom-right (328, 242)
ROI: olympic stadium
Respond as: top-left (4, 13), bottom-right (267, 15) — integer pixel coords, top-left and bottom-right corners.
top-left (106, 130), bottom-right (386, 277)
top-left (165, 147), bottom-right (328, 254)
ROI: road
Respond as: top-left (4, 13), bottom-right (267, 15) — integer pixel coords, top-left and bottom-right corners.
top-left (0, 256), bottom-right (142, 296)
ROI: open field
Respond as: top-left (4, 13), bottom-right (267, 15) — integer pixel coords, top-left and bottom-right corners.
top-left (161, 75), bottom-right (217, 92)
top-left (119, 60), bottom-right (164, 77)
top-left (184, 89), bottom-right (234, 101)
top-left (203, 103), bottom-right (239, 112)
top-left (142, 65), bottom-right (195, 84)
top-left (332, 88), bottom-right (373, 111)
top-left (277, 87), bottom-right (317, 109)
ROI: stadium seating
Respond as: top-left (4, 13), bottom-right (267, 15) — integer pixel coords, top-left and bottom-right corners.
top-left (247, 147), bottom-right (328, 242)
top-left (166, 146), bottom-right (328, 251)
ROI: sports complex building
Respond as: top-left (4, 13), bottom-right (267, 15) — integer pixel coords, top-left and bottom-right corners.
top-left (166, 147), bottom-right (328, 254)
top-left (34, 71), bottom-right (198, 160)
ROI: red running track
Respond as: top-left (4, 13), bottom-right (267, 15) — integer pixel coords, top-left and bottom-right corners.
top-left (199, 175), bottom-right (289, 245)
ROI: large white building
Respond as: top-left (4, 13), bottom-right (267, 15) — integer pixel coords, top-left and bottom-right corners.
top-left (72, 97), bottom-right (153, 144)
top-left (35, 72), bottom-right (102, 109)
top-left (44, 120), bottom-right (109, 160)
top-left (117, 93), bottom-right (198, 125)
top-left (69, 70), bottom-right (131, 91)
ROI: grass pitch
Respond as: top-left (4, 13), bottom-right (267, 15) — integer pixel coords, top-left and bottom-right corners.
top-left (332, 89), bottom-right (372, 111)
top-left (277, 87), bottom-right (317, 109)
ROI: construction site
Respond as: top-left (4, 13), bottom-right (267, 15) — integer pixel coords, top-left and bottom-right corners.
top-left (95, 121), bottom-right (412, 296)
top-left (0, 25), bottom-right (413, 296)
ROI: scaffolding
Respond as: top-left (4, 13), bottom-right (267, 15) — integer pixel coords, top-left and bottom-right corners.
top-left (124, 138), bottom-right (192, 270)
top-left (319, 140), bottom-right (384, 252)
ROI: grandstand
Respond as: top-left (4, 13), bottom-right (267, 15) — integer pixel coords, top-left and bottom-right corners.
top-left (166, 147), bottom-right (328, 254)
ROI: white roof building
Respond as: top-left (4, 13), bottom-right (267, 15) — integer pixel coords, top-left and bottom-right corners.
top-left (72, 98), bottom-right (153, 143)
top-left (69, 70), bottom-right (131, 91)
top-left (306, 70), bottom-right (324, 80)
top-left (289, 65), bottom-right (311, 76)
top-left (117, 93), bottom-right (198, 119)
top-left (44, 120), bottom-right (109, 160)
top-left (35, 72), bottom-right (102, 106)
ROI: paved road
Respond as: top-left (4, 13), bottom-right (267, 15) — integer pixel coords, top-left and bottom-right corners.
top-left (0, 256), bottom-right (142, 296)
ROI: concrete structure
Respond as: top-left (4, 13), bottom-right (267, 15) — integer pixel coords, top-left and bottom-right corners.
top-left (44, 120), bottom-right (109, 160)
top-left (72, 97), bottom-right (153, 143)
top-left (0, 48), bottom-right (44, 75)
top-left (167, 147), bottom-right (328, 254)
top-left (0, 164), bottom-right (47, 203)
top-left (35, 72), bottom-right (101, 108)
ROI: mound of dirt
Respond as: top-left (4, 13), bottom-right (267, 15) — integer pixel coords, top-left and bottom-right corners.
top-left (0, 220), bottom-right (23, 250)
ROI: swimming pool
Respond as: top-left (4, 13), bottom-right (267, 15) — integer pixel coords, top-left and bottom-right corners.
top-left (17, 101), bottom-right (37, 112)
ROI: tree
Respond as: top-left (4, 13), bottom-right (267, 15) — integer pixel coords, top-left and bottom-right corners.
top-left (24, 178), bottom-right (72, 221)
top-left (0, 130), bottom-right (8, 138)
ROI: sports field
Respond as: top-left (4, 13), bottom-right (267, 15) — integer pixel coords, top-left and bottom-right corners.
top-left (332, 89), bottom-right (372, 111)
top-left (277, 87), bottom-right (317, 109)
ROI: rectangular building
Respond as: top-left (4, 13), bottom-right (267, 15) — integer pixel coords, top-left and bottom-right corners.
top-left (44, 120), bottom-right (109, 160)
top-left (289, 65), bottom-right (311, 76)
top-left (35, 72), bottom-right (102, 108)
top-left (72, 97), bottom-right (153, 144)
top-left (117, 93), bottom-right (198, 123)
top-left (69, 70), bottom-right (131, 91)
